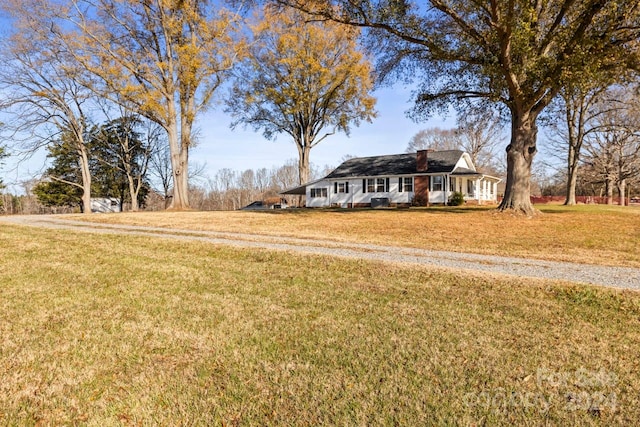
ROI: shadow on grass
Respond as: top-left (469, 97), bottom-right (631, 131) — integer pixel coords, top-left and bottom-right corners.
top-left (249, 204), bottom-right (636, 219)
top-left (535, 204), bottom-right (630, 215)
top-left (253, 206), bottom-right (497, 215)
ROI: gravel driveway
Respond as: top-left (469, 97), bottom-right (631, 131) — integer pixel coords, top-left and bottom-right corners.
top-left (2, 214), bottom-right (639, 290)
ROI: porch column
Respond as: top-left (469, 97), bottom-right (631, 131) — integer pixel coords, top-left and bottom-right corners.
top-left (444, 174), bottom-right (449, 205)
top-left (350, 179), bottom-right (354, 208)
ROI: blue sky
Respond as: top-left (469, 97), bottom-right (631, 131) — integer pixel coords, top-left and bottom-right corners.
top-left (192, 84), bottom-right (456, 174)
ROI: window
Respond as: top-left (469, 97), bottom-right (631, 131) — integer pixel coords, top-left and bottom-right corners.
top-left (334, 182), bottom-right (349, 193)
top-left (431, 175), bottom-right (443, 191)
top-left (467, 180), bottom-right (475, 196)
top-left (310, 188), bottom-right (327, 198)
top-left (363, 178), bottom-right (389, 193)
top-left (399, 177), bottom-right (413, 192)
top-left (367, 179), bottom-right (375, 193)
top-left (449, 177), bottom-right (457, 192)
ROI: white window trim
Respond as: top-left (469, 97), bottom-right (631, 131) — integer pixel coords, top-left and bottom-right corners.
top-left (431, 175), bottom-right (444, 192)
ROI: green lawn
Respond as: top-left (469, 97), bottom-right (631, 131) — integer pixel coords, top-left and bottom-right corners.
top-left (1, 223), bottom-right (639, 425)
top-left (69, 204), bottom-right (640, 268)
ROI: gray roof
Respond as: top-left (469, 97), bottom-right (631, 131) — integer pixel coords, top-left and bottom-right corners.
top-left (324, 150), bottom-right (466, 179)
top-left (280, 184), bottom-right (307, 195)
top-left (280, 178), bottom-right (324, 195)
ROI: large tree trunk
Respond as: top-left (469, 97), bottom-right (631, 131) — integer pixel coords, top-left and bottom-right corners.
top-left (127, 174), bottom-right (139, 212)
top-left (295, 143), bottom-right (311, 208)
top-left (498, 110), bottom-right (538, 216)
top-left (606, 177), bottom-right (614, 205)
top-left (166, 121), bottom-right (190, 210)
top-left (78, 145), bottom-right (92, 214)
top-left (297, 142), bottom-right (311, 185)
top-left (618, 179), bottom-right (626, 206)
top-left (564, 144), bottom-right (579, 205)
top-left (170, 147), bottom-right (189, 210)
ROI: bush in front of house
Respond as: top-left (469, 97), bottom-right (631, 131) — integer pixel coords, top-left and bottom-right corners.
top-left (449, 191), bottom-right (465, 206)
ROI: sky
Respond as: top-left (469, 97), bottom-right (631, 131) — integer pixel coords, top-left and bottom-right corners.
top-left (1, 83), bottom-right (458, 193)
top-left (192, 84), bottom-right (456, 175)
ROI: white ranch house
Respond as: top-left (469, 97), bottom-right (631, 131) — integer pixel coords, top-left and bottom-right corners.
top-left (282, 150), bottom-right (501, 208)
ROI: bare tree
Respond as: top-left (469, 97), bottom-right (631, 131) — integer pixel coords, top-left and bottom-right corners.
top-left (210, 168), bottom-right (239, 210)
top-left (457, 113), bottom-right (503, 173)
top-left (254, 168), bottom-right (271, 199)
top-left (406, 114), bottom-right (503, 172)
top-left (584, 89), bottom-right (640, 205)
top-left (147, 133), bottom-right (173, 209)
top-left (545, 85), bottom-right (610, 205)
top-left (0, 2), bottom-right (95, 213)
top-left (0, 145), bottom-right (6, 191)
top-left (270, 159), bottom-right (300, 206)
top-left (405, 128), bottom-right (460, 153)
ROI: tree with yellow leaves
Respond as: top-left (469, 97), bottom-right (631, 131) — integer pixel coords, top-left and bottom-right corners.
top-left (63, 0), bottom-right (244, 209)
top-left (226, 6), bottom-right (376, 185)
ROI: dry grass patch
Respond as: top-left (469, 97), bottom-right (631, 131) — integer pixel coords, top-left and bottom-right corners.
top-left (1, 224), bottom-right (640, 425)
top-left (68, 204), bottom-right (640, 267)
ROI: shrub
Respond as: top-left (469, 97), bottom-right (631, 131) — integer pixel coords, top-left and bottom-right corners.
top-left (449, 191), bottom-right (465, 206)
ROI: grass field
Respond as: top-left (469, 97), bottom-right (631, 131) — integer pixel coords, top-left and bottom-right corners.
top-left (70, 204), bottom-right (640, 268)
top-left (1, 216), bottom-right (640, 425)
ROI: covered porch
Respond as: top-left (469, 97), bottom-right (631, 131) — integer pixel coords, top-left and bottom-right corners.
top-left (429, 171), bottom-right (501, 204)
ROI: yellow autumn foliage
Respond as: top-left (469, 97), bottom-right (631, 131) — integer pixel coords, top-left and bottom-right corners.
top-left (63, 0), bottom-right (246, 209)
top-left (228, 5), bottom-right (376, 183)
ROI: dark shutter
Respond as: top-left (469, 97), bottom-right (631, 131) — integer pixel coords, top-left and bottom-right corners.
top-left (334, 182), bottom-right (337, 193)
top-left (362, 179), bottom-right (366, 193)
top-left (346, 182), bottom-right (349, 193)
top-left (399, 177), bottom-right (403, 192)
top-left (385, 178), bottom-right (390, 192)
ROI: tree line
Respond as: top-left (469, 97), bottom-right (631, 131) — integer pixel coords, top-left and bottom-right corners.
top-left (276, 0), bottom-right (640, 215)
top-left (0, 0), bottom-right (374, 213)
top-left (31, 116), bottom-right (154, 212)
top-left (1, 0), bottom-right (640, 215)
top-left (544, 85), bottom-right (640, 205)
top-left (406, 84), bottom-right (640, 206)
top-left (189, 160), bottom-right (332, 211)
top-left (0, 157), bottom-right (331, 214)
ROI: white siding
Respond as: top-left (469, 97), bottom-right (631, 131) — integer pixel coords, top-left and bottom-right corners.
top-left (306, 180), bottom-right (331, 207)
top-left (307, 177), bottom-right (414, 207)
top-left (306, 174), bottom-right (499, 207)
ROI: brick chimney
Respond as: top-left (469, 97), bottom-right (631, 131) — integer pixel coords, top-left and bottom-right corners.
top-left (417, 150), bottom-right (429, 172)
